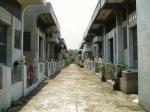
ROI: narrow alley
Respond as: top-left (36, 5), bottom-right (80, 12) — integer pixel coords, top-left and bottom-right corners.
top-left (8, 65), bottom-right (144, 112)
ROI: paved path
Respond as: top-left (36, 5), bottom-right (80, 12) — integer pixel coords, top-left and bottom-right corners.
top-left (8, 64), bottom-right (144, 112)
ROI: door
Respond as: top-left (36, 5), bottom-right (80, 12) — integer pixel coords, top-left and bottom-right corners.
top-left (132, 26), bottom-right (138, 68)
top-left (109, 38), bottom-right (114, 63)
top-left (39, 37), bottom-right (42, 62)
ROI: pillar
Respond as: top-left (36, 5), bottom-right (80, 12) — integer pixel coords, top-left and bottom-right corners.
top-left (137, 0), bottom-right (150, 111)
top-left (115, 11), bottom-right (124, 64)
top-left (102, 25), bottom-right (107, 63)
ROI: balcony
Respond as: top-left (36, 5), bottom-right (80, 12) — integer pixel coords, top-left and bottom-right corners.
top-left (17, 0), bottom-right (45, 9)
top-left (83, 43), bottom-right (92, 52)
top-left (101, 0), bottom-right (125, 8)
top-left (101, 0), bottom-right (107, 8)
top-left (48, 37), bottom-right (59, 44)
top-left (93, 36), bottom-right (102, 43)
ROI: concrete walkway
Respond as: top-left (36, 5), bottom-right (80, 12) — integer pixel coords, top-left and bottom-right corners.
top-left (8, 64), bottom-right (144, 112)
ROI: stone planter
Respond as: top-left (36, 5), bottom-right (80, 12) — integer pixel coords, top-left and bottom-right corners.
top-left (120, 71), bottom-right (138, 94)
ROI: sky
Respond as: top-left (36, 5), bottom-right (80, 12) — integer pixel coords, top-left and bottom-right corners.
top-left (47, 0), bottom-right (99, 49)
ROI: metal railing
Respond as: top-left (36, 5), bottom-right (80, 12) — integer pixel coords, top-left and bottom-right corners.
top-left (26, 64), bottom-right (37, 88)
top-left (47, 60), bottom-right (67, 75)
top-left (84, 60), bottom-right (94, 70)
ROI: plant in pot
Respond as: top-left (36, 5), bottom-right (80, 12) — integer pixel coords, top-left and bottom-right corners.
top-left (101, 64), bottom-right (106, 82)
top-left (113, 64), bottom-right (126, 90)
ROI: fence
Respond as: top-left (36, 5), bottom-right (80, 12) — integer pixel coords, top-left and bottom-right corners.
top-left (46, 60), bottom-right (67, 77)
top-left (26, 64), bottom-right (37, 88)
top-left (84, 60), bottom-right (94, 70)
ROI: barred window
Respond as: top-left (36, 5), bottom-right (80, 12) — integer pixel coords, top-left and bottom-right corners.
top-left (14, 30), bottom-right (21, 49)
top-left (0, 23), bottom-right (7, 65)
top-left (24, 32), bottom-right (31, 51)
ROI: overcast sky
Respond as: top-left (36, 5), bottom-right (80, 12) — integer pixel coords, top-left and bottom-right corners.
top-left (47, 0), bottom-right (98, 49)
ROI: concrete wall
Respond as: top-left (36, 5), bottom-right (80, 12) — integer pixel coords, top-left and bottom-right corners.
top-left (0, 6), bottom-right (23, 111)
top-left (24, 7), bottom-right (46, 63)
top-left (0, 6), bottom-right (22, 67)
top-left (137, 0), bottom-right (150, 111)
top-left (12, 16), bottom-right (22, 64)
top-left (11, 81), bottom-right (23, 101)
top-left (38, 63), bottom-right (45, 83)
top-left (0, 66), bottom-right (11, 112)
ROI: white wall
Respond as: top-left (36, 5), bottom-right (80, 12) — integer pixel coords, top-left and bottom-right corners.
top-left (0, 66), bottom-right (11, 111)
top-left (137, 0), bottom-right (150, 111)
top-left (11, 81), bottom-right (23, 101)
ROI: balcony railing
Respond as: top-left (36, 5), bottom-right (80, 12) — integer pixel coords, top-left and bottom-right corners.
top-left (46, 60), bottom-right (67, 76)
top-left (48, 37), bottom-right (59, 44)
top-left (93, 36), bottom-right (102, 43)
top-left (83, 44), bottom-right (92, 52)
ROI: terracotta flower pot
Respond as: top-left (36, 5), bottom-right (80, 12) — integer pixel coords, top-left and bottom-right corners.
top-left (101, 73), bottom-right (106, 82)
top-left (113, 78), bottom-right (120, 90)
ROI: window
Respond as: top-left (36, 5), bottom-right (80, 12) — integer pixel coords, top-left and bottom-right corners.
top-left (123, 27), bottom-right (127, 49)
top-left (23, 32), bottom-right (31, 51)
top-left (0, 23), bottom-right (7, 65)
top-left (14, 30), bottom-right (21, 49)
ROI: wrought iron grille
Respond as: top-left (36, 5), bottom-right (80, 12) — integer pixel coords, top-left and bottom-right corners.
top-left (27, 64), bottom-right (37, 87)
top-left (0, 0), bottom-right (21, 19)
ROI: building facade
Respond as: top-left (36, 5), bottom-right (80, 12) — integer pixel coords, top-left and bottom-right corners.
top-left (80, 0), bottom-right (150, 111)
top-left (0, 1), bottom-right (67, 111)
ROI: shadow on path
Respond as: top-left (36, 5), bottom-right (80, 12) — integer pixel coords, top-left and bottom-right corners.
top-left (49, 71), bottom-right (61, 80)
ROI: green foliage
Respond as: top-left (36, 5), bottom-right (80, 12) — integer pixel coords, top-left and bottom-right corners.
top-left (101, 64), bottom-right (106, 74)
top-left (95, 63), bottom-right (101, 72)
top-left (115, 64), bottom-right (126, 78)
top-left (75, 59), bottom-right (80, 66)
top-left (105, 64), bottom-right (116, 79)
top-left (105, 64), bottom-right (126, 80)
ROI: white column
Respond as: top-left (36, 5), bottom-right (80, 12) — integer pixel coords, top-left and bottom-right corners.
top-left (127, 25), bottom-right (134, 68)
top-left (115, 12), bottom-right (124, 64)
top-left (102, 26), bottom-right (106, 63)
top-left (137, 0), bottom-right (150, 111)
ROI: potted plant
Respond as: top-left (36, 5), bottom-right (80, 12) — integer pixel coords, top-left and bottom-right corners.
top-left (113, 64), bottom-right (126, 90)
top-left (101, 64), bottom-right (106, 82)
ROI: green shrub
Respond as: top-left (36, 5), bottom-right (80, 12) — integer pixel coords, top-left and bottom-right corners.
top-left (115, 64), bottom-right (126, 78)
top-left (101, 64), bottom-right (106, 74)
